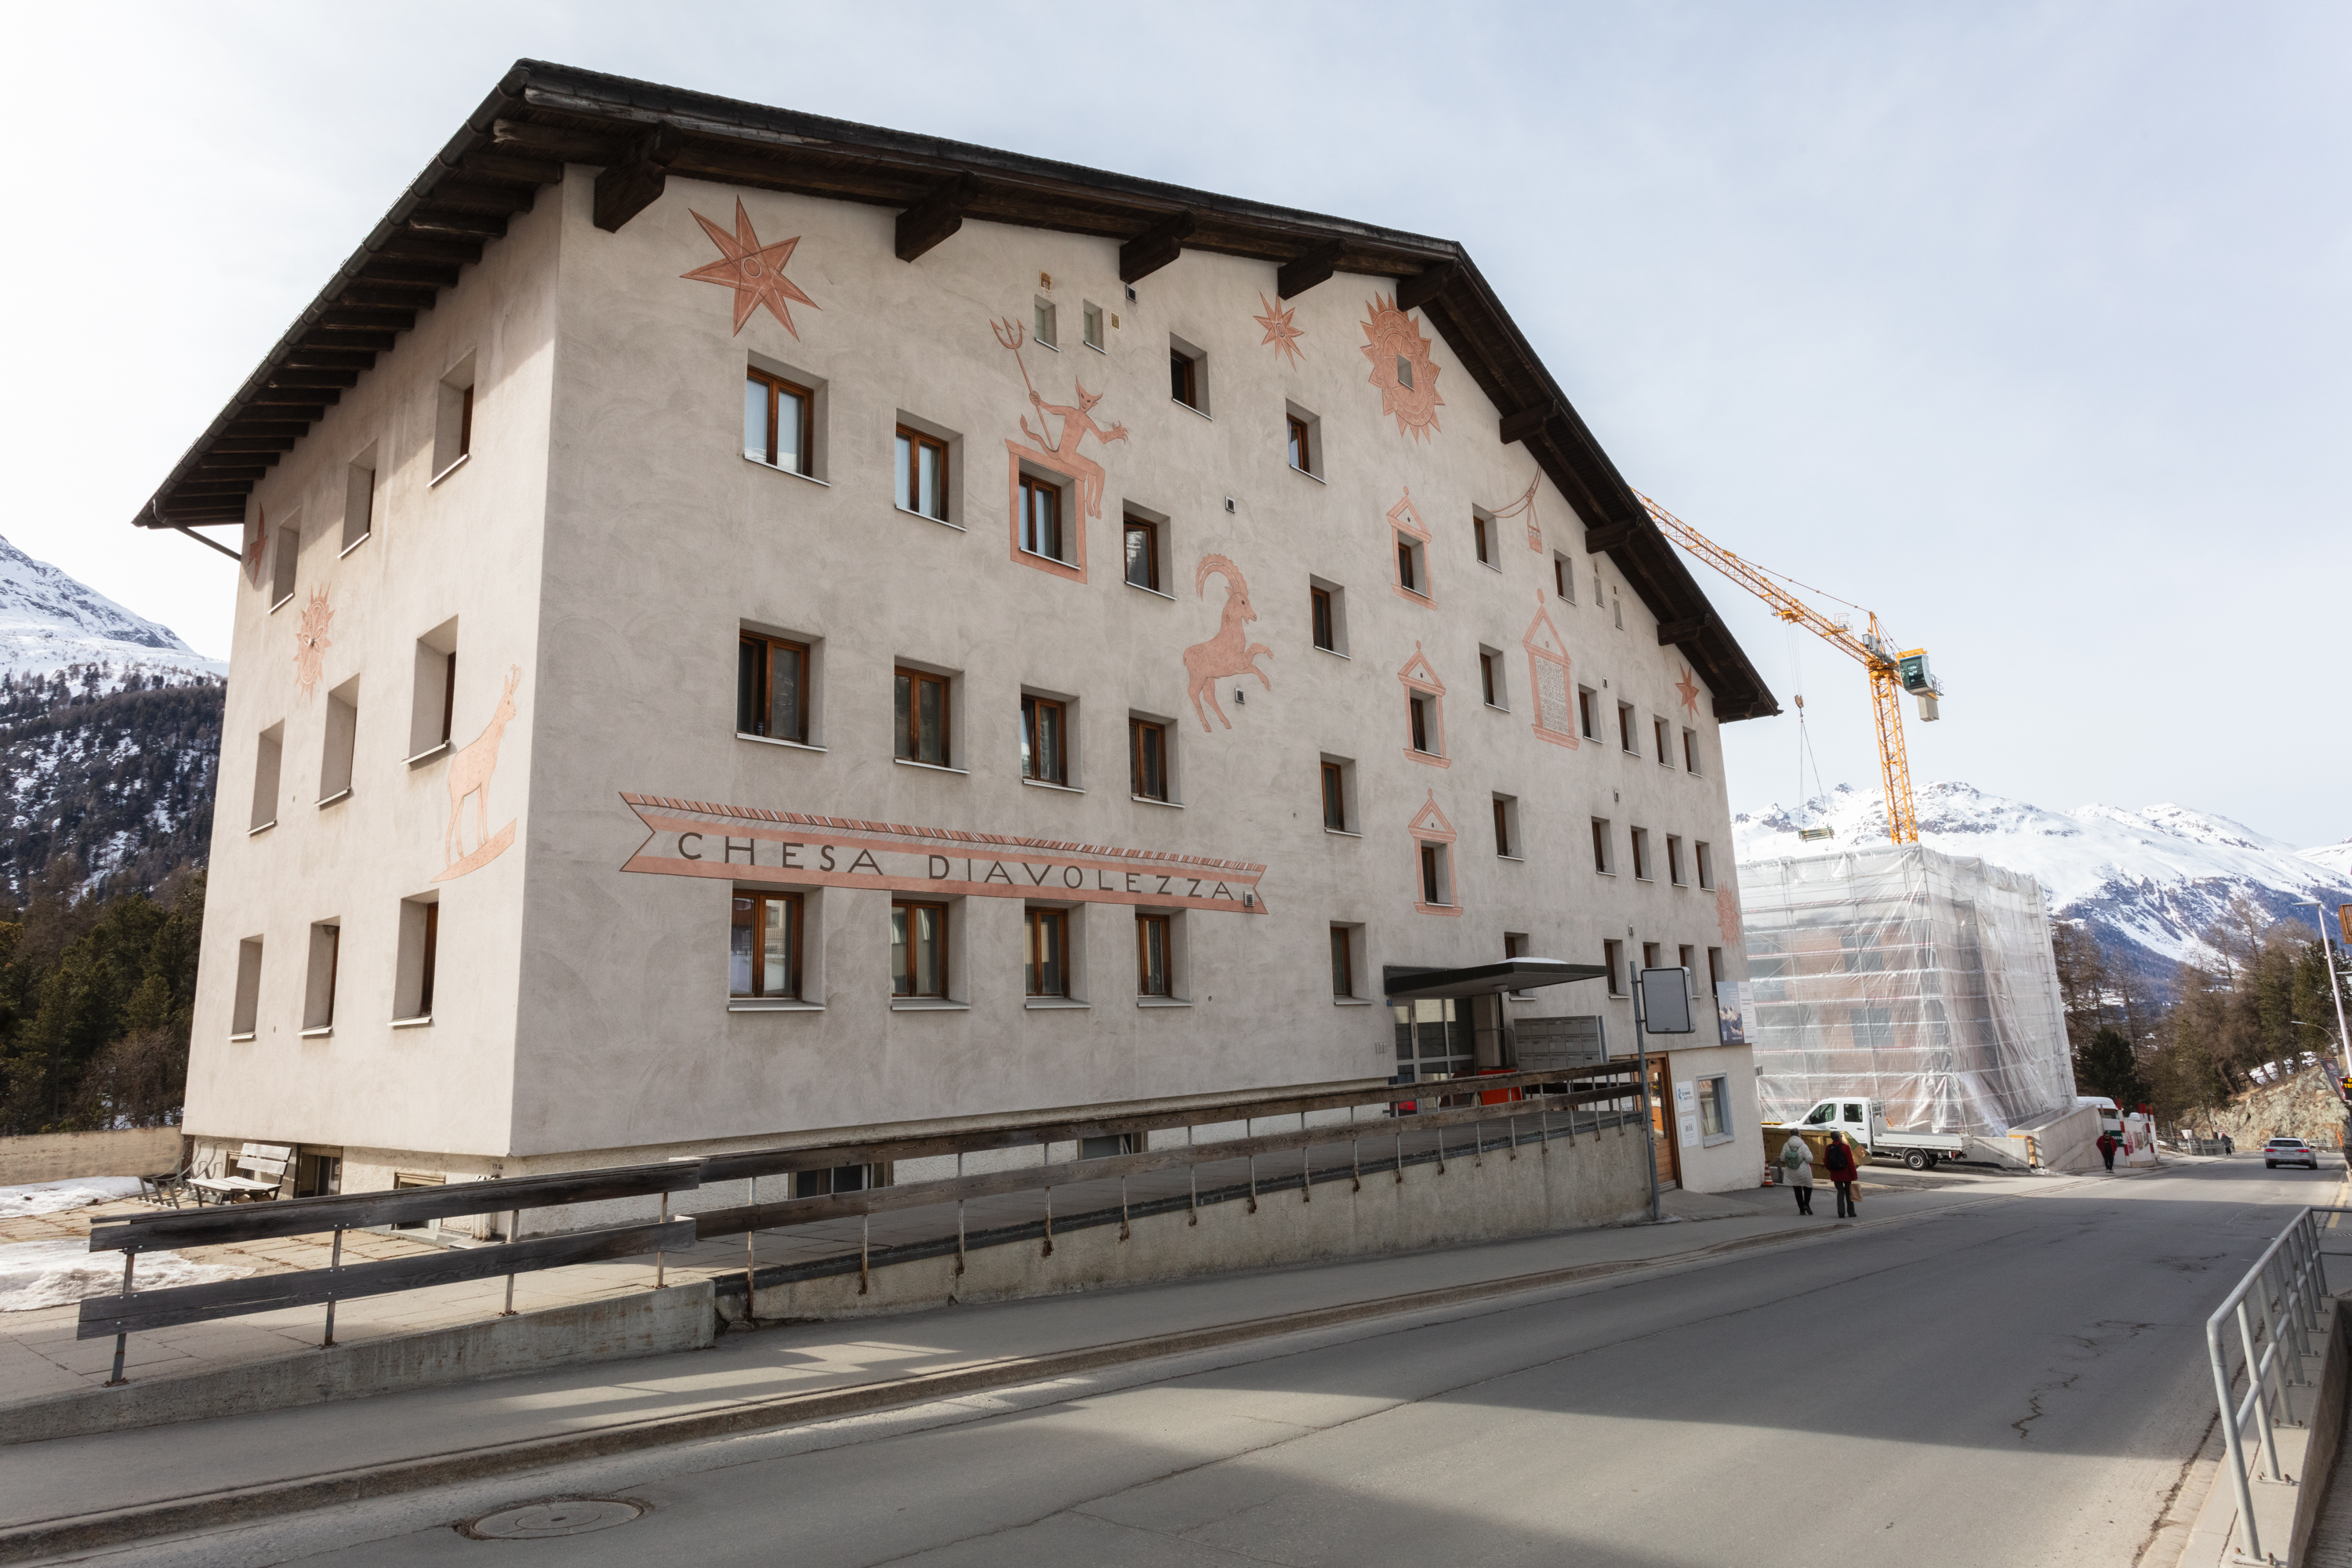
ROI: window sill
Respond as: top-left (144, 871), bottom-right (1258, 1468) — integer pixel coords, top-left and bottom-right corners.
top-left (1479, 559), bottom-right (1504, 573)
top-left (890, 997), bottom-right (968, 1011)
top-left (1596, 870), bottom-right (1617, 878)
top-left (247, 819), bottom-right (277, 837)
top-left (1334, 996), bottom-right (1376, 1007)
top-left (339, 533), bottom-right (371, 559)
top-left (1036, 339), bottom-right (1059, 353)
top-left (318, 788), bottom-right (352, 809)
top-left (1132, 794), bottom-right (1183, 809)
top-left (1084, 340), bottom-right (1105, 355)
top-left (1315, 644), bottom-right (1349, 659)
top-left (299, 1025), bottom-right (333, 1039)
top-left (728, 998), bottom-right (825, 1012)
top-left (1703, 1133), bottom-right (1736, 1149)
top-left (430, 452), bottom-right (470, 487)
top-left (1669, 880), bottom-right (1687, 890)
top-left (1621, 750), bottom-right (1642, 759)
top-left (1289, 464), bottom-right (1325, 485)
top-left (1024, 997), bottom-right (1090, 1011)
top-left (227, 1032), bottom-right (256, 1043)
top-left (1016, 546), bottom-right (1079, 569)
top-left (739, 732), bottom-right (827, 754)
top-left (1021, 778), bottom-right (1084, 794)
top-left (390, 1015), bottom-right (434, 1029)
top-left (1127, 582), bottom-right (1175, 601)
top-left (405, 741), bottom-right (451, 768)
top-left (270, 593), bottom-right (295, 615)
top-left (743, 454), bottom-right (828, 487)
top-left (1135, 996), bottom-right (1192, 1008)
top-left (1497, 853), bottom-right (1526, 862)
top-left (1171, 399), bottom-right (1211, 420)
top-left (893, 758), bottom-right (969, 777)
top-left (895, 505), bottom-right (963, 532)
top-left (1698, 884), bottom-right (1716, 894)
top-left (1324, 827), bottom-right (1362, 839)
top-left (1635, 876), bottom-right (1654, 884)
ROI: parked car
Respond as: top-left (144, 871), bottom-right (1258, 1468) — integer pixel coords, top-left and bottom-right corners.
top-left (2264, 1138), bottom-right (2320, 1170)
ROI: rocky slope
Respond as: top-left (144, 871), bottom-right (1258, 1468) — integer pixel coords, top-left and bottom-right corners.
top-left (2187, 1063), bottom-right (2348, 1151)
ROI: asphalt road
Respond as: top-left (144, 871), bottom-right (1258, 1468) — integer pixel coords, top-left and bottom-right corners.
top-left (108, 1158), bottom-right (2345, 1568)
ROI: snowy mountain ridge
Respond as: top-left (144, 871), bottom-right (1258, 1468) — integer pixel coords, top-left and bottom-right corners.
top-left (1734, 781), bottom-right (2352, 982)
top-left (0, 532), bottom-right (224, 693)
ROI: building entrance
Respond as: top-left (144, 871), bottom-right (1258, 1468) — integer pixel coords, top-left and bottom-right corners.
top-left (1392, 997), bottom-right (1475, 1102)
top-left (1646, 1055), bottom-right (1681, 1191)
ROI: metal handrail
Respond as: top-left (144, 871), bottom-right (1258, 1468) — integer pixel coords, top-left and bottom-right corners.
top-left (2205, 1206), bottom-right (2344, 1564)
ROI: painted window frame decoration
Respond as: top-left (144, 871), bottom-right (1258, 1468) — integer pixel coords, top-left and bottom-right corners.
top-left (1522, 593), bottom-right (1578, 750)
top-left (1388, 490), bottom-right (1435, 606)
top-left (1396, 643), bottom-right (1450, 768)
top-left (1406, 791), bottom-right (1461, 917)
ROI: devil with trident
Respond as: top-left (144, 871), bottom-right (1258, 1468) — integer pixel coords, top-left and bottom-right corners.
top-left (993, 317), bottom-right (1127, 521)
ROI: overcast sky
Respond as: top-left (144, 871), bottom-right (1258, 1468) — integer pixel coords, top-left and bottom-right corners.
top-left (6, 2), bottom-right (2343, 845)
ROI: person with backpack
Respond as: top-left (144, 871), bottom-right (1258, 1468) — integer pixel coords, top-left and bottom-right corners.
top-left (1824, 1131), bottom-right (1860, 1217)
top-left (1780, 1131), bottom-right (1817, 1214)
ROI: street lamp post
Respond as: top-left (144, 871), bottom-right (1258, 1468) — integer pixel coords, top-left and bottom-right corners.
top-left (2291, 899), bottom-right (2352, 1080)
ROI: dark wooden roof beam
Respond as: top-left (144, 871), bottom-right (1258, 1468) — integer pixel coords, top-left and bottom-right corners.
top-left (896, 172), bottom-right (981, 263)
top-left (1120, 210), bottom-right (1195, 284)
top-left (408, 208), bottom-right (510, 241)
top-left (358, 260), bottom-right (462, 289)
top-left (188, 464), bottom-right (270, 481)
top-left (1498, 402), bottom-right (1560, 445)
top-left (1395, 260), bottom-right (1459, 313)
top-left (1276, 240), bottom-right (1345, 299)
top-left (303, 328), bottom-right (396, 352)
top-left (420, 180), bottom-right (542, 215)
top-left (1584, 516), bottom-right (1641, 553)
top-left (278, 347), bottom-right (376, 371)
top-left (224, 420), bottom-right (314, 439)
top-left (375, 233), bottom-right (482, 267)
top-left (213, 437), bottom-right (299, 454)
top-left (1657, 612), bottom-right (1717, 647)
top-left (263, 369), bottom-right (360, 389)
top-left (492, 118), bottom-right (627, 165)
top-left (593, 126), bottom-right (684, 233)
top-left (454, 151), bottom-right (564, 187)
top-left (245, 388), bottom-right (337, 410)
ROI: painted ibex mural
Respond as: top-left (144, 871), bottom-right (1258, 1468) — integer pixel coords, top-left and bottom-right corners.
top-left (439, 664), bottom-right (521, 878)
top-left (1183, 555), bottom-right (1272, 732)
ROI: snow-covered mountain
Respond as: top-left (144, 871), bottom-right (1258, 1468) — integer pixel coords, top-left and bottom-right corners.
top-left (1735, 781), bottom-right (2352, 982)
top-left (1, 532), bottom-right (223, 692)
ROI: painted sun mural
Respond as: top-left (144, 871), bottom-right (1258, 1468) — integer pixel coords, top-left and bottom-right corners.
top-left (1253, 292), bottom-right (1305, 367)
top-left (292, 587), bottom-right (332, 700)
top-left (682, 198), bottom-right (819, 337)
top-left (1359, 295), bottom-right (1444, 441)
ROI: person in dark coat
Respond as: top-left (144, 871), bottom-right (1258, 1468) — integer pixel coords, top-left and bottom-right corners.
top-left (1824, 1131), bottom-right (1860, 1217)
top-left (2096, 1131), bottom-right (2120, 1171)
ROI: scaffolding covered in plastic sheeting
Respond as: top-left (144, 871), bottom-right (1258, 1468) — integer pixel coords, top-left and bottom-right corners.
top-left (1738, 844), bottom-right (2075, 1135)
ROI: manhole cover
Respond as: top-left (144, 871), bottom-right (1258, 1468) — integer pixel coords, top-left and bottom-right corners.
top-left (461, 1497), bottom-right (644, 1539)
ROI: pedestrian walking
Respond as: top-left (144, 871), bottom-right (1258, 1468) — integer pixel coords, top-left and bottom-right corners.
top-left (1824, 1131), bottom-right (1860, 1217)
top-left (2096, 1130), bottom-right (2119, 1172)
top-left (1780, 1131), bottom-right (1816, 1214)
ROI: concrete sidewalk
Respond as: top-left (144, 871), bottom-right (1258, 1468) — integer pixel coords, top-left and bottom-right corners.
top-left (0, 1165), bottom-right (2071, 1555)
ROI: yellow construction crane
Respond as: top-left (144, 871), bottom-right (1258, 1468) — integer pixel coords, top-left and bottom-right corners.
top-left (1637, 494), bottom-right (1944, 845)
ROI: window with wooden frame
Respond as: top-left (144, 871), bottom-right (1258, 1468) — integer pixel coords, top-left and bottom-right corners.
top-left (458, 386), bottom-right (473, 459)
top-left (1131, 717), bottom-right (1168, 800)
top-left (1696, 840), bottom-right (1715, 890)
top-left (895, 426), bottom-right (947, 520)
top-left (894, 668), bottom-right (951, 766)
top-left (1603, 938), bottom-right (1625, 994)
top-left (1554, 552), bottom-right (1573, 601)
top-left (1330, 925), bottom-right (1354, 998)
top-left (418, 903), bottom-right (437, 1014)
top-left (1409, 692), bottom-right (1437, 755)
top-left (1577, 686), bottom-right (1599, 741)
top-left (1287, 413), bottom-right (1312, 472)
top-left (1591, 818), bottom-right (1613, 874)
top-left (1170, 348), bottom-right (1199, 409)
top-left (1631, 828), bottom-right (1653, 881)
top-left (1136, 913), bottom-right (1171, 997)
top-left (1683, 728), bottom-right (1702, 775)
top-left (1419, 842), bottom-right (1451, 907)
top-left (1617, 701), bottom-right (1639, 754)
top-left (1396, 535), bottom-right (1423, 596)
top-left (1020, 694), bottom-right (1067, 785)
top-left (1018, 471), bottom-right (1065, 561)
top-left (737, 633), bottom-right (810, 743)
top-left (1321, 760), bottom-right (1348, 831)
top-left (1654, 717), bottom-right (1673, 767)
top-left (730, 891), bottom-right (803, 1000)
top-left (1473, 512), bottom-right (1492, 564)
top-left (744, 368), bottom-right (812, 474)
top-left (1123, 514), bottom-right (1160, 591)
top-left (1033, 298), bottom-right (1058, 348)
top-left (1025, 906), bottom-right (1069, 997)
top-left (1311, 586), bottom-right (1335, 652)
top-left (1082, 301), bottom-right (1105, 350)
top-left (1504, 931), bottom-right (1531, 997)
top-left (891, 900), bottom-right (947, 998)
top-left (1493, 796), bottom-right (1516, 858)
top-left (1667, 835), bottom-right (1687, 886)
top-left (1479, 650), bottom-right (1501, 708)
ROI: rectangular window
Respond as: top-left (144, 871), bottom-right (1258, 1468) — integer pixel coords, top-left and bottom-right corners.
top-left (1288, 414), bottom-right (1311, 472)
top-left (1604, 938), bottom-right (1625, 995)
top-left (1696, 840), bottom-right (1715, 890)
top-left (894, 426), bottom-right (948, 520)
top-left (1123, 514), bottom-right (1161, 591)
top-left (1131, 718), bottom-right (1168, 800)
top-left (891, 901), bottom-right (947, 997)
top-left (343, 457), bottom-right (376, 551)
top-left (249, 723), bottom-right (283, 832)
top-left (1396, 536), bottom-right (1422, 595)
top-left (1018, 472), bottom-right (1064, 560)
top-left (231, 938), bottom-right (263, 1036)
top-left (730, 891), bottom-right (802, 999)
top-left (408, 619), bottom-right (459, 759)
top-left (320, 678), bottom-right (358, 803)
top-left (894, 668), bottom-right (951, 766)
top-left (1642, 941), bottom-right (1662, 971)
top-left (1034, 298), bottom-right (1057, 348)
top-left (270, 521), bottom-right (299, 608)
top-left (1708, 946), bottom-right (1725, 992)
top-left (1679, 943), bottom-right (1697, 978)
top-left (1480, 651), bottom-right (1498, 706)
top-left (1631, 828), bottom-right (1653, 881)
top-left (1311, 586), bottom-right (1335, 651)
top-left (1698, 1075), bottom-right (1729, 1138)
top-left (1553, 552), bottom-right (1572, 601)
top-left (1617, 702), bottom-right (1639, 753)
top-left (1408, 692), bottom-right (1436, 754)
top-left (434, 356), bottom-right (476, 477)
top-left (1577, 686), bottom-right (1599, 740)
top-left (1473, 512), bottom-right (1491, 564)
top-left (1020, 694), bottom-right (1067, 784)
top-left (1330, 925), bottom-right (1355, 998)
top-left (1667, 834), bottom-right (1686, 886)
top-left (1493, 795), bottom-right (1515, 858)
top-left (1592, 818), bottom-right (1613, 873)
top-left (394, 898), bottom-right (438, 1022)
top-left (1171, 347), bottom-right (1199, 408)
top-left (794, 1163), bottom-right (886, 1198)
top-left (1420, 843), bottom-right (1449, 906)
top-left (1136, 913), bottom-right (1171, 997)
top-left (1655, 717), bottom-right (1672, 766)
top-left (1322, 760), bottom-right (1348, 830)
top-left (303, 922), bottom-right (340, 1032)
top-left (744, 368), bottom-right (812, 475)
top-left (1025, 906), bottom-right (1069, 997)
top-left (1082, 301), bottom-right (1104, 350)
top-left (738, 633), bottom-right (810, 743)
top-left (1683, 728), bottom-right (1702, 775)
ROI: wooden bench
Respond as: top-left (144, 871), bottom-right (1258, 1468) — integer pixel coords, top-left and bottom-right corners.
top-left (186, 1142), bottom-right (292, 1204)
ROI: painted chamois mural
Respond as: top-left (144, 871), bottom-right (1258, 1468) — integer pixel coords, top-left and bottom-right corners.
top-left (436, 664), bottom-right (521, 882)
top-left (1184, 555), bottom-right (1272, 732)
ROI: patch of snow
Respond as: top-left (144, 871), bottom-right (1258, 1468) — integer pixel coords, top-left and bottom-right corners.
top-left (0, 532), bottom-right (225, 688)
top-left (0, 1175), bottom-right (147, 1219)
top-left (0, 1238), bottom-right (248, 1312)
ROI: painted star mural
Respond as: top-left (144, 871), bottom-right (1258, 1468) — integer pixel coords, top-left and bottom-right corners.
top-left (682, 198), bottom-right (819, 338)
top-left (1253, 292), bottom-right (1305, 367)
top-left (1359, 296), bottom-right (1444, 441)
top-left (293, 587), bottom-right (333, 700)
top-left (1675, 664), bottom-right (1702, 715)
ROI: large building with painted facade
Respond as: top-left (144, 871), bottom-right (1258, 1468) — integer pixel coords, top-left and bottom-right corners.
top-left (138, 64), bottom-right (1780, 1204)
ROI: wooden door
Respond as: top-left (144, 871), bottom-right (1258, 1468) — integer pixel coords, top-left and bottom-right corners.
top-left (1647, 1057), bottom-right (1682, 1190)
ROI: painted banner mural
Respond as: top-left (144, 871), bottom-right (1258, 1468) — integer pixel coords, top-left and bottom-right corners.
top-left (621, 795), bottom-right (1269, 915)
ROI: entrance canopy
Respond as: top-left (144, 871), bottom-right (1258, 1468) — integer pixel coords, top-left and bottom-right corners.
top-left (1381, 959), bottom-right (1608, 1002)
